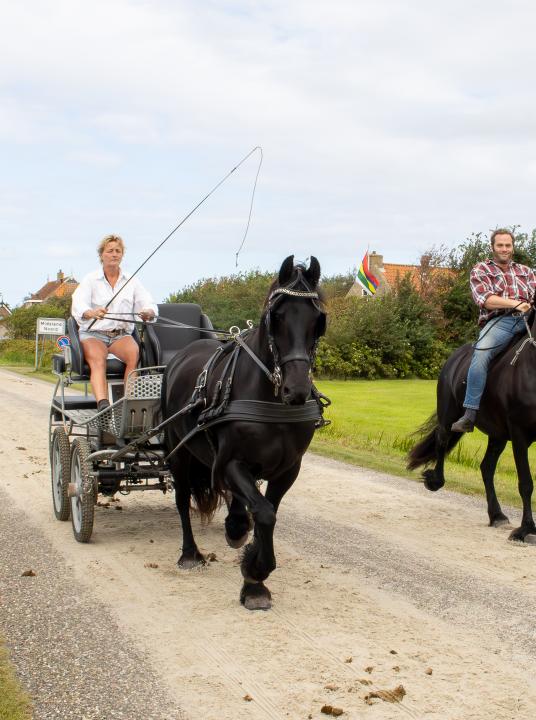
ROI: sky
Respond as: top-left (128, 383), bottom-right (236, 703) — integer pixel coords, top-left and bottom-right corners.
top-left (2, 0), bottom-right (536, 306)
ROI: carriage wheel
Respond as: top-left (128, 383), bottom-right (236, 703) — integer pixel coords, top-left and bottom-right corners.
top-left (50, 427), bottom-right (71, 521)
top-left (70, 438), bottom-right (95, 543)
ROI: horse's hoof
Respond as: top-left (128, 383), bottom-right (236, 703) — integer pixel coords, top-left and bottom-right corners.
top-left (490, 516), bottom-right (510, 528)
top-left (524, 534), bottom-right (536, 545)
top-left (422, 470), bottom-right (444, 492)
top-left (240, 582), bottom-right (272, 611)
top-left (178, 554), bottom-right (206, 569)
top-left (508, 529), bottom-right (525, 543)
top-left (244, 595), bottom-right (272, 611)
top-left (225, 531), bottom-right (249, 549)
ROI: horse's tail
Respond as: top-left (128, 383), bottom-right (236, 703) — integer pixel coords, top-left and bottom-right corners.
top-left (186, 451), bottom-right (224, 522)
top-left (406, 413), bottom-right (462, 470)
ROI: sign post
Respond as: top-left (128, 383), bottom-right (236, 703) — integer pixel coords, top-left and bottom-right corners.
top-left (35, 317), bottom-right (66, 369)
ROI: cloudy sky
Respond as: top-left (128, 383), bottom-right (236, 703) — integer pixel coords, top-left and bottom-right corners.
top-left (1, 0), bottom-right (535, 306)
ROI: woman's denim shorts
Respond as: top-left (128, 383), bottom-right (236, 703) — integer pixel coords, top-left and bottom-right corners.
top-left (79, 330), bottom-right (131, 347)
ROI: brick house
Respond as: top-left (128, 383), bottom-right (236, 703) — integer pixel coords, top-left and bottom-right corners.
top-left (347, 252), bottom-right (452, 298)
top-left (23, 270), bottom-right (78, 308)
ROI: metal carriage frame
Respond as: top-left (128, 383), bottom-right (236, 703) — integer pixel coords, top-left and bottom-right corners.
top-left (48, 303), bottom-right (215, 542)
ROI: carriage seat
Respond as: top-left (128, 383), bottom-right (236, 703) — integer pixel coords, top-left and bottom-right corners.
top-left (52, 316), bottom-right (138, 381)
top-left (143, 303), bottom-right (216, 367)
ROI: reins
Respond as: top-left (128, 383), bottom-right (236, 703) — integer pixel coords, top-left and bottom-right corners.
top-left (100, 312), bottom-right (234, 338)
top-left (106, 273), bottom-right (330, 466)
top-left (511, 313), bottom-right (536, 365)
top-left (472, 302), bottom-right (531, 352)
top-left (468, 303), bottom-right (536, 365)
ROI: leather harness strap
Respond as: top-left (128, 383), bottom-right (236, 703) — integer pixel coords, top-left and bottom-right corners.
top-left (164, 398), bottom-right (325, 463)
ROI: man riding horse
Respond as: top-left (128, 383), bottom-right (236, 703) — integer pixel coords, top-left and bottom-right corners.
top-left (451, 229), bottom-right (536, 433)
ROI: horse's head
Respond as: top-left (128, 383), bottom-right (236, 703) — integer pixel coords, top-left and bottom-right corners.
top-left (263, 255), bottom-right (326, 405)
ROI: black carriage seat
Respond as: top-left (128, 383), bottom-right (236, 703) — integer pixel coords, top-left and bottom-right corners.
top-left (143, 303), bottom-right (216, 367)
top-left (52, 317), bottom-right (140, 382)
top-left (68, 316), bottom-right (140, 381)
top-left (51, 317), bottom-right (142, 417)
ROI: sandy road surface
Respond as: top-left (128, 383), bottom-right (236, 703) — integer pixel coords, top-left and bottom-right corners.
top-left (1, 367), bottom-right (536, 720)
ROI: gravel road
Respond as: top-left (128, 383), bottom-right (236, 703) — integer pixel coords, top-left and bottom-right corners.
top-left (1, 367), bottom-right (536, 720)
top-left (0, 490), bottom-right (186, 720)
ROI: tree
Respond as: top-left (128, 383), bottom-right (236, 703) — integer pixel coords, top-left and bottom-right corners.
top-left (167, 270), bottom-right (273, 330)
top-left (5, 301), bottom-right (68, 339)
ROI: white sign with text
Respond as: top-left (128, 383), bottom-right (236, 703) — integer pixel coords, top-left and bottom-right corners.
top-left (36, 317), bottom-right (66, 335)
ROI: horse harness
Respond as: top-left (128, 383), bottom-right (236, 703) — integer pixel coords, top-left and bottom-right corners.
top-left (165, 271), bottom-right (330, 462)
top-left (110, 274), bottom-right (330, 465)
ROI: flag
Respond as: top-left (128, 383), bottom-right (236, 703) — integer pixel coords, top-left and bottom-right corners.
top-left (356, 251), bottom-right (380, 296)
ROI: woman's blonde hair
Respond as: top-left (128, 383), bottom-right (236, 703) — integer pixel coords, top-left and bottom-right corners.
top-left (98, 234), bottom-right (125, 260)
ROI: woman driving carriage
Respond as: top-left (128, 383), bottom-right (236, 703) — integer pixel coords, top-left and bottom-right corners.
top-left (71, 234), bottom-right (158, 412)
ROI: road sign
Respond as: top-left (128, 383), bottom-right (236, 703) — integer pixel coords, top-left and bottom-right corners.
top-left (37, 317), bottom-right (66, 335)
top-left (35, 317), bottom-right (67, 369)
top-left (56, 335), bottom-right (71, 349)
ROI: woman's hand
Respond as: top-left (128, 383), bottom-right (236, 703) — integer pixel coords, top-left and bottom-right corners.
top-left (83, 307), bottom-right (107, 320)
top-left (138, 308), bottom-right (155, 322)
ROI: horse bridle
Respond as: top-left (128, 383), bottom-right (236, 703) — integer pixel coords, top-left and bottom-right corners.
top-left (262, 269), bottom-right (326, 394)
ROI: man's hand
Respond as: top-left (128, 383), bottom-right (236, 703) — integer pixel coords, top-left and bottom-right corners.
top-left (484, 295), bottom-right (532, 313)
top-left (138, 308), bottom-right (155, 322)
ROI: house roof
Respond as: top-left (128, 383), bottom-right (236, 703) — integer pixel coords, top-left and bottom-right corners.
top-left (30, 277), bottom-right (78, 302)
top-left (382, 263), bottom-right (453, 291)
top-left (0, 304), bottom-right (11, 318)
top-left (383, 263), bottom-right (420, 287)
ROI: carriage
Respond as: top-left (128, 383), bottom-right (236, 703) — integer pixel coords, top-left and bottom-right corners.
top-left (48, 303), bottom-right (215, 542)
top-left (49, 257), bottom-right (330, 609)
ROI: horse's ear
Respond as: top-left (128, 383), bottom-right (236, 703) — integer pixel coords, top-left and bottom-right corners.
top-left (278, 256), bottom-right (295, 285)
top-left (304, 256), bottom-right (321, 287)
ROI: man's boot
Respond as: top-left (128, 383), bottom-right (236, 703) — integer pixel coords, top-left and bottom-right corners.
top-left (451, 408), bottom-right (477, 433)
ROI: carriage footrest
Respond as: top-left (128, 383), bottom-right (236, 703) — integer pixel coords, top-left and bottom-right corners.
top-left (52, 396), bottom-right (97, 411)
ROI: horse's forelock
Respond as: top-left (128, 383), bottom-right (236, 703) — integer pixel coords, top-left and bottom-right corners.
top-left (263, 260), bottom-right (326, 315)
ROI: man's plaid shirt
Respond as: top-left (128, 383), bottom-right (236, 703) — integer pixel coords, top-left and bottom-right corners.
top-left (470, 259), bottom-right (536, 326)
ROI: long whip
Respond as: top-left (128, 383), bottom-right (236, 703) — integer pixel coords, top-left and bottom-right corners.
top-left (88, 146), bottom-right (262, 329)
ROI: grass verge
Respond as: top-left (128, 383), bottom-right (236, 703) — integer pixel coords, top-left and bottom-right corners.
top-left (312, 378), bottom-right (531, 509)
top-left (0, 640), bottom-right (32, 720)
top-left (0, 365), bottom-right (86, 392)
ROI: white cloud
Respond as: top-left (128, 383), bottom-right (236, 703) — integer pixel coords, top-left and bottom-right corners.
top-left (2, 0), bottom-right (536, 305)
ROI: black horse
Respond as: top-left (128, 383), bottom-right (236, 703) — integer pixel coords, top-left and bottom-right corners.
top-left (407, 320), bottom-right (536, 543)
top-left (162, 256), bottom-right (327, 609)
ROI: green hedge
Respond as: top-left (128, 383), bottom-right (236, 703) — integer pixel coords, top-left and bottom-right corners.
top-left (0, 339), bottom-right (57, 368)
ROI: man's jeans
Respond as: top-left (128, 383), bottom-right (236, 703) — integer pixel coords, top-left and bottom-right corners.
top-left (463, 315), bottom-right (526, 410)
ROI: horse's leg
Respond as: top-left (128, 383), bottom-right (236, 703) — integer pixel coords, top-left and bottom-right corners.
top-left (170, 452), bottom-right (206, 568)
top-left (480, 436), bottom-right (509, 527)
top-left (241, 461), bottom-right (301, 610)
top-left (422, 424), bottom-right (449, 492)
top-left (509, 432), bottom-right (536, 542)
top-left (221, 459), bottom-right (282, 610)
top-left (224, 495), bottom-right (252, 549)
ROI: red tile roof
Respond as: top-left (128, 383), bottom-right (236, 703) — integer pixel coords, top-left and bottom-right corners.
top-left (382, 263), bottom-right (453, 292)
top-left (30, 276), bottom-right (78, 302)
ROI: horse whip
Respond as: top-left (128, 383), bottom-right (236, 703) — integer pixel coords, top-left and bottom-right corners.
top-left (88, 146), bottom-right (263, 329)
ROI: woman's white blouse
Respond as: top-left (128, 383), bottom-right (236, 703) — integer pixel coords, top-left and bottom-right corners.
top-left (71, 269), bottom-right (159, 332)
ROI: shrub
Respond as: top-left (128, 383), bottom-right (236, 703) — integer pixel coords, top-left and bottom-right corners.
top-left (0, 339), bottom-right (57, 368)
